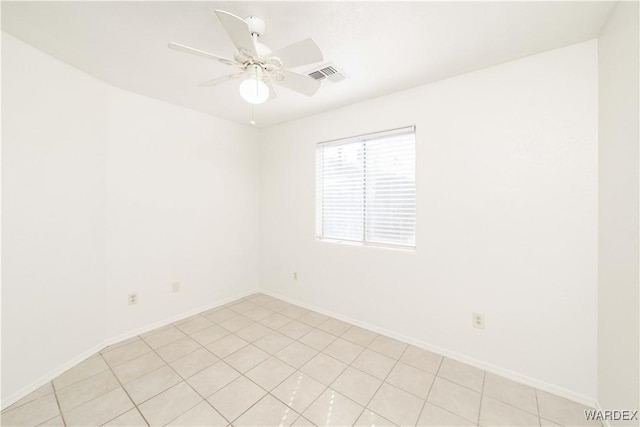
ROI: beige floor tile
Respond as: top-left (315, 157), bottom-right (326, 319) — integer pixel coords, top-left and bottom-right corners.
top-left (341, 326), bottom-right (378, 347)
top-left (64, 387), bottom-right (134, 427)
top-left (303, 388), bottom-right (364, 427)
top-left (323, 338), bottom-right (364, 364)
top-left (536, 390), bottom-right (601, 426)
top-left (205, 334), bottom-right (249, 358)
top-left (207, 376), bottom-right (266, 422)
top-left (368, 382), bottom-right (424, 426)
top-left (272, 372), bottom-right (326, 414)
top-left (124, 365), bottom-right (182, 404)
top-left (224, 344), bottom-right (270, 373)
top-left (417, 402), bottom-right (476, 426)
top-left (483, 373), bottom-right (538, 415)
top-left (171, 348), bottom-right (218, 379)
top-left (103, 408), bottom-right (148, 426)
top-left (279, 321), bottom-right (313, 340)
top-left (368, 336), bottom-right (407, 360)
top-left (260, 313), bottom-right (293, 329)
top-left (480, 396), bottom-right (540, 426)
top-left (236, 323), bottom-right (272, 342)
top-left (317, 318), bottom-right (351, 336)
top-left (299, 329), bottom-right (336, 351)
top-left (57, 370), bottom-right (120, 412)
top-left (427, 377), bottom-right (481, 423)
top-left (264, 299), bottom-right (291, 312)
top-left (300, 353), bottom-right (347, 385)
top-left (138, 382), bottom-right (202, 426)
top-left (37, 415), bottom-right (65, 426)
top-left (280, 305), bottom-right (309, 319)
top-left (234, 395), bottom-right (300, 426)
top-left (141, 324), bottom-right (174, 338)
top-left (142, 326), bottom-right (187, 349)
top-left (5, 383), bottom-right (54, 411)
top-left (387, 362), bottom-right (435, 399)
top-left (228, 300), bottom-right (259, 314)
top-left (354, 409), bottom-right (397, 426)
top-left (186, 361), bottom-right (240, 398)
top-left (331, 367), bottom-right (382, 406)
top-left (255, 331), bottom-right (294, 354)
top-left (155, 337), bottom-right (201, 363)
top-left (102, 340), bottom-right (152, 367)
top-left (276, 342), bottom-right (319, 368)
top-left (191, 325), bottom-right (230, 346)
top-left (166, 401), bottom-right (227, 426)
top-left (202, 308), bottom-right (237, 324)
top-left (298, 311), bottom-right (330, 327)
top-left (54, 355), bottom-right (109, 390)
top-left (400, 346), bottom-right (443, 374)
top-left (1, 393), bottom-right (59, 427)
top-left (247, 294), bottom-right (275, 305)
top-left (244, 307), bottom-right (274, 321)
top-left (113, 351), bottom-right (166, 384)
top-left (438, 358), bottom-right (485, 392)
top-left (219, 315), bottom-right (254, 333)
top-left (175, 316), bottom-right (214, 335)
top-left (352, 349), bottom-right (396, 379)
top-left (246, 357), bottom-right (296, 391)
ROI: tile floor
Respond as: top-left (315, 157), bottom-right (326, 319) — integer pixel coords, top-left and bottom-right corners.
top-left (1, 293), bottom-right (601, 426)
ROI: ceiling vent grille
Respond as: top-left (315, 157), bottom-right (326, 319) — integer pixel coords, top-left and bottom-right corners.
top-left (307, 63), bottom-right (346, 83)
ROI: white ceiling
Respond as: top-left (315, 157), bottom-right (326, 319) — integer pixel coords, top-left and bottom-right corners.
top-left (2, 1), bottom-right (613, 128)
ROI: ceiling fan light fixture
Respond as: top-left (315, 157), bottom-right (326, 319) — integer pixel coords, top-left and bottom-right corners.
top-left (239, 65), bottom-right (269, 104)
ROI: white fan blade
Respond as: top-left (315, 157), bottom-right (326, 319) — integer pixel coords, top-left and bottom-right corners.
top-left (270, 38), bottom-right (323, 69)
top-left (214, 10), bottom-right (258, 57)
top-left (273, 70), bottom-right (320, 97)
top-left (264, 78), bottom-right (277, 101)
top-left (168, 42), bottom-right (236, 66)
top-left (198, 72), bottom-right (244, 87)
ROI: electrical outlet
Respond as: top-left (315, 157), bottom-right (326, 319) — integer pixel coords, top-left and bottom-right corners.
top-left (472, 312), bottom-right (485, 329)
top-left (128, 293), bottom-right (138, 306)
top-left (293, 272), bottom-right (298, 280)
top-left (172, 282), bottom-right (181, 293)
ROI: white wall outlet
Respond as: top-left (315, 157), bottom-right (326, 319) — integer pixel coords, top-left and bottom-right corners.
top-left (472, 312), bottom-right (485, 329)
top-left (128, 292), bottom-right (138, 305)
top-left (293, 272), bottom-right (298, 280)
top-left (172, 282), bottom-right (181, 293)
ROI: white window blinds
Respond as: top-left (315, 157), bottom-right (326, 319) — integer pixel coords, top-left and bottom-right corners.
top-left (316, 126), bottom-right (416, 248)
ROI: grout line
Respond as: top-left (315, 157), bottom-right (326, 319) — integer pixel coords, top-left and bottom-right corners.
top-left (49, 381), bottom-right (68, 427)
top-left (414, 356), bottom-right (444, 427)
top-left (100, 352), bottom-right (151, 427)
top-left (477, 368), bottom-right (487, 426)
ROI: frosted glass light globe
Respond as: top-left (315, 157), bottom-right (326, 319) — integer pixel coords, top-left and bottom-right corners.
top-left (239, 78), bottom-right (269, 104)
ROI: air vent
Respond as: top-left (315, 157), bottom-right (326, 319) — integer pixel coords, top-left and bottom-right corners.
top-left (306, 63), bottom-right (347, 84)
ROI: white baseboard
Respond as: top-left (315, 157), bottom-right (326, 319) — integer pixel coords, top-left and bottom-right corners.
top-left (1, 288), bottom-right (258, 411)
top-left (260, 289), bottom-right (599, 409)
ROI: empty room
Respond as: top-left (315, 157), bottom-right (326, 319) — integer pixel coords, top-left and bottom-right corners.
top-left (1, 1), bottom-right (638, 426)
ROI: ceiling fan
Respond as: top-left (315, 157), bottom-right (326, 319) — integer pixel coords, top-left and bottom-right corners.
top-left (168, 10), bottom-right (324, 105)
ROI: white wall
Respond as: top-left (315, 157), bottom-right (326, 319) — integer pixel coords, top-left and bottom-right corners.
top-left (105, 87), bottom-right (260, 338)
top-left (260, 41), bottom-right (598, 401)
top-left (1, 32), bottom-right (261, 404)
top-left (2, 34), bottom-right (107, 401)
top-left (597, 2), bottom-right (640, 422)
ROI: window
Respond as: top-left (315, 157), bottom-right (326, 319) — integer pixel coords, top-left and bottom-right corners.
top-left (316, 126), bottom-right (416, 248)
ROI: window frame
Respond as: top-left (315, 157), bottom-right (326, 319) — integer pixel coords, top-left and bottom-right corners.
top-left (315, 125), bottom-right (417, 250)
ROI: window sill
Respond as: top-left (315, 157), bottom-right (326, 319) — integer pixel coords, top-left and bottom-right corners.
top-left (315, 237), bottom-right (416, 252)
